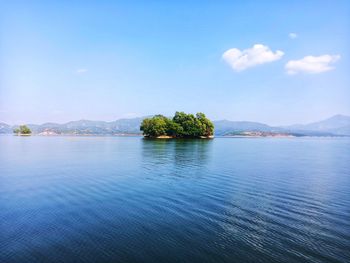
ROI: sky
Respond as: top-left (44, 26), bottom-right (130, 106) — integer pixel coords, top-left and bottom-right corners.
top-left (1, 0), bottom-right (349, 125)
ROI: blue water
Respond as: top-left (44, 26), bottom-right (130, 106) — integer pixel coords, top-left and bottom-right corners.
top-left (0, 136), bottom-right (349, 263)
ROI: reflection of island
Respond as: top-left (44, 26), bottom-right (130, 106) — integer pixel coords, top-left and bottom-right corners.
top-left (141, 138), bottom-right (212, 178)
top-left (140, 112), bottom-right (214, 139)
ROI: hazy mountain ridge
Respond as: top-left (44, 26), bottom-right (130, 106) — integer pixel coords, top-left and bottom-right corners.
top-left (1, 115), bottom-right (349, 136)
top-left (283, 114), bottom-right (350, 136)
top-left (0, 123), bottom-right (12, 134)
top-left (213, 120), bottom-right (284, 135)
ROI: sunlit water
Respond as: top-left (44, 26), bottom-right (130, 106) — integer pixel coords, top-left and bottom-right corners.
top-left (1, 136), bottom-right (349, 263)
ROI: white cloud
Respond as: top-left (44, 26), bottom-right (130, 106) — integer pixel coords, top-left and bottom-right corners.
top-left (289, 33), bottom-right (298, 39)
top-left (76, 68), bottom-right (88, 74)
top-left (285, 55), bottom-right (340, 75)
top-left (222, 44), bottom-right (284, 71)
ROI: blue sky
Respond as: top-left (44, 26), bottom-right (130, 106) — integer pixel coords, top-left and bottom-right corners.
top-left (1, 0), bottom-right (349, 125)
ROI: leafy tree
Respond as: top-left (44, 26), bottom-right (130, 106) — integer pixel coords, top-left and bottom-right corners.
top-left (13, 125), bottom-right (32, 135)
top-left (196, 112), bottom-right (214, 136)
top-left (140, 112), bottom-right (214, 138)
top-left (173, 112), bottom-right (198, 137)
top-left (140, 115), bottom-right (169, 137)
top-left (166, 121), bottom-right (183, 137)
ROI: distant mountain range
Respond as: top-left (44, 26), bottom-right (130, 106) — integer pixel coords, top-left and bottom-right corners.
top-left (0, 117), bottom-right (145, 135)
top-left (282, 114), bottom-right (350, 136)
top-left (1, 114), bottom-right (350, 136)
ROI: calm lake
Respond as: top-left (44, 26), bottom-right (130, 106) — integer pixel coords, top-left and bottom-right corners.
top-left (1, 136), bottom-right (349, 263)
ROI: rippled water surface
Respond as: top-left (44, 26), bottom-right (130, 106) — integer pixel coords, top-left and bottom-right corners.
top-left (1, 136), bottom-right (349, 263)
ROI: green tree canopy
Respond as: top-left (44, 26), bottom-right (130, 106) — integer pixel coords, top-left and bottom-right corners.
top-left (140, 112), bottom-right (214, 138)
top-left (14, 125), bottom-right (32, 135)
top-left (140, 115), bottom-right (169, 137)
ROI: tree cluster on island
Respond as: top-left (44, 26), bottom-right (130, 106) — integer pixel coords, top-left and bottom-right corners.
top-left (140, 112), bottom-right (214, 138)
top-left (13, 125), bottom-right (32, 135)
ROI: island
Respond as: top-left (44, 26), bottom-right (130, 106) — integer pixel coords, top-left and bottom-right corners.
top-left (13, 125), bottom-right (32, 136)
top-left (140, 112), bottom-right (214, 139)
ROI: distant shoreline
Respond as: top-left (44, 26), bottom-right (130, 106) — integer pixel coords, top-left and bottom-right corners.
top-left (222, 135), bottom-right (295, 138)
top-left (2, 134), bottom-right (348, 138)
top-left (1, 114), bottom-right (349, 137)
top-left (144, 135), bottom-right (214, 139)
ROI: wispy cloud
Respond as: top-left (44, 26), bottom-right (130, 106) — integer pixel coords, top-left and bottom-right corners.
top-left (289, 33), bottom-right (298, 39)
top-left (76, 68), bottom-right (88, 74)
top-left (285, 55), bottom-right (340, 75)
top-left (222, 44), bottom-right (284, 72)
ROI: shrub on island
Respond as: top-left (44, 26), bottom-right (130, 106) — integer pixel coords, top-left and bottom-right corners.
top-left (140, 112), bottom-right (214, 138)
top-left (13, 125), bottom-right (32, 135)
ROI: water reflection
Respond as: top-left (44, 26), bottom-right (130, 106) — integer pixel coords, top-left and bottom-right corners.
top-left (141, 139), bottom-right (213, 179)
top-left (1, 136), bottom-right (349, 263)
top-left (141, 139), bottom-right (212, 164)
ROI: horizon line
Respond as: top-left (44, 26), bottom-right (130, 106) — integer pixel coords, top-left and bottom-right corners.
top-left (1, 113), bottom-right (349, 127)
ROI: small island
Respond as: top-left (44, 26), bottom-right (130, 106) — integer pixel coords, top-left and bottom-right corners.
top-left (13, 125), bottom-right (32, 136)
top-left (140, 111), bottom-right (214, 139)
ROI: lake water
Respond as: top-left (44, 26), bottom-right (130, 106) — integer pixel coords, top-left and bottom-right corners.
top-left (1, 136), bottom-right (349, 263)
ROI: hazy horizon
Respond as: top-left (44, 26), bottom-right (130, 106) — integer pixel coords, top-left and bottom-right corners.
top-left (1, 113), bottom-right (349, 127)
top-left (1, 1), bottom-right (349, 126)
